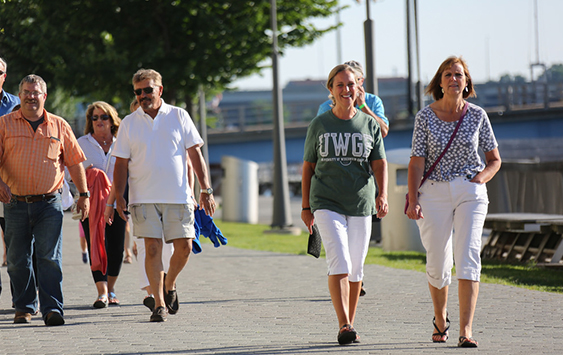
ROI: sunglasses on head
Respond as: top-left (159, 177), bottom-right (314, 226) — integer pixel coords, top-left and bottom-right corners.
top-left (133, 87), bottom-right (155, 96)
top-left (91, 114), bottom-right (110, 121)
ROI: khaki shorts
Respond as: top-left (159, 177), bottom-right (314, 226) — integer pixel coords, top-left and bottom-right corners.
top-left (130, 203), bottom-right (195, 243)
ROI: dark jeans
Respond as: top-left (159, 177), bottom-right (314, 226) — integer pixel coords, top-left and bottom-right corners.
top-left (80, 210), bottom-right (126, 283)
top-left (4, 194), bottom-right (64, 318)
top-left (0, 216), bottom-right (3, 296)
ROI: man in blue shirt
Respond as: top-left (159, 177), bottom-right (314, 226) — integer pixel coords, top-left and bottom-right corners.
top-left (317, 60), bottom-right (388, 138)
top-left (0, 56), bottom-right (21, 298)
top-left (0, 57), bottom-right (21, 117)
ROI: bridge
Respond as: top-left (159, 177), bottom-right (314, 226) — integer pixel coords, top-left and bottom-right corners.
top-left (206, 104), bottom-right (563, 166)
top-left (205, 79), bottom-right (563, 166)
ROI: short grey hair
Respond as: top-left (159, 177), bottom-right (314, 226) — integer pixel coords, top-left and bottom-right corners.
top-left (344, 60), bottom-right (364, 78)
top-left (19, 74), bottom-right (48, 94)
top-left (0, 57), bottom-right (6, 71)
top-left (132, 69), bottom-right (162, 87)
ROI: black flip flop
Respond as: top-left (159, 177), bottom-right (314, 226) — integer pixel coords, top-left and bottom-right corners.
top-left (432, 315), bottom-right (450, 343)
top-left (458, 336), bottom-right (478, 348)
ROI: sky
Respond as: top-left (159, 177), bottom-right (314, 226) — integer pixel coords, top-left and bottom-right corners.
top-left (230, 0), bottom-right (563, 91)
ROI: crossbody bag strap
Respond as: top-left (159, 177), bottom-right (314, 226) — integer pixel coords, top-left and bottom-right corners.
top-left (419, 103), bottom-right (468, 188)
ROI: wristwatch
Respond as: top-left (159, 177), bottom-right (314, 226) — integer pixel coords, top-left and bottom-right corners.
top-left (200, 187), bottom-right (213, 195)
top-left (79, 191), bottom-right (90, 198)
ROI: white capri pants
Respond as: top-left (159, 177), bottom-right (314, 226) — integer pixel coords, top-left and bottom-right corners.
top-left (135, 237), bottom-right (174, 290)
top-left (416, 176), bottom-right (489, 289)
top-left (314, 209), bottom-right (371, 282)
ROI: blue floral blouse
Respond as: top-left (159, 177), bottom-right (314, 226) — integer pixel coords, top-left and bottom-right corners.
top-left (411, 102), bottom-right (498, 182)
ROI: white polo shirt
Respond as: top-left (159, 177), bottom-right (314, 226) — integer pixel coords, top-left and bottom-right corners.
top-left (112, 101), bottom-right (203, 204)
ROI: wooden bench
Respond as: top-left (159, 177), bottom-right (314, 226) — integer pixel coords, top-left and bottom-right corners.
top-left (481, 213), bottom-right (563, 265)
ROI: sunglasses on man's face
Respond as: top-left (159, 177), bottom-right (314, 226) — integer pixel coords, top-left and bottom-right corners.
top-left (91, 114), bottom-right (110, 121)
top-left (133, 87), bottom-right (155, 96)
top-left (0, 71), bottom-right (5, 76)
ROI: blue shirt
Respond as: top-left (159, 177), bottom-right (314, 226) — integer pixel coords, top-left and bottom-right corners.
top-left (0, 90), bottom-right (20, 117)
top-left (317, 92), bottom-right (388, 126)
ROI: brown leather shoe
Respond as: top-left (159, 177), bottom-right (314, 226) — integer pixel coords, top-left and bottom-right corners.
top-left (14, 311), bottom-right (32, 324)
top-left (44, 311), bottom-right (65, 326)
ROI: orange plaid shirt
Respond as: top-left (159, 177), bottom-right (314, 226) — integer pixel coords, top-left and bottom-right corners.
top-left (0, 109), bottom-right (86, 196)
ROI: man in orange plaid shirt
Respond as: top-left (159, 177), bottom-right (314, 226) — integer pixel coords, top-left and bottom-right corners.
top-left (0, 74), bottom-right (90, 326)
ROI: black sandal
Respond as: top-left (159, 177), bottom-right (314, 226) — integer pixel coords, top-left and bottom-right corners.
top-left (337, 324), bottom-right (358, 345)
top-left (360, 281), bottom-right (366, 297)
top-left (458, 336), bottom-right (478, 348)
top-left (432, 315), bottom-right (450, 343)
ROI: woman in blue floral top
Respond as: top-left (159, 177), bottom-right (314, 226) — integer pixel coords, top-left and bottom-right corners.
top-left (406, 57), bottom-right (501, 348)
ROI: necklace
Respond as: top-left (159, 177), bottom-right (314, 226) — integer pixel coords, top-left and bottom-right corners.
top-left (93, 134), bottom-right (110, 148)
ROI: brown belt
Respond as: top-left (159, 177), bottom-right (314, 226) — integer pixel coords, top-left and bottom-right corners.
top-left (13, 190), bottom-right (61, 203)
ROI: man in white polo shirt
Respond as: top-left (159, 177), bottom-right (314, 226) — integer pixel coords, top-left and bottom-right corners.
top-left (112, 69), bottom-right (215, 322)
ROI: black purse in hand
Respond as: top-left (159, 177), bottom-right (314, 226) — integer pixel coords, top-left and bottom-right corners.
top-left (307, 224), bottom-right (322, 258)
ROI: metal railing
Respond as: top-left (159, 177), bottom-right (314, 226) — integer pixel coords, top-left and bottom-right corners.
top-left (207, 82), bottom-right (563, 133)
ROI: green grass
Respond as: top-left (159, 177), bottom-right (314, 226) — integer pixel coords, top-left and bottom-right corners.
top-left (211, 220), bottom-right (563, 294)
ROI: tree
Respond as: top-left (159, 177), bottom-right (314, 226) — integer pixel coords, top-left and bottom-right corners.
top-left (498, 74), bottom-right (513, 84)
top-left (541, 64), bottom-right (563, 82)
top-left (0, 0), bottom-right (340, 115)
top-left (499, 73), bottom-right (527, 84)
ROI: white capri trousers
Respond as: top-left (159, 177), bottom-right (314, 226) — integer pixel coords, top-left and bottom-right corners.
top-left (416, 176), bottom-right (489, 289)
top-left (314, 209), bottom-right (372, 282)
top-left (135, 237), bottom-right (174, 290)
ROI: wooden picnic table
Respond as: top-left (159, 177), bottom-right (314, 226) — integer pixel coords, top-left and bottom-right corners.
top-left (481, 213), bottom-right (563, 265)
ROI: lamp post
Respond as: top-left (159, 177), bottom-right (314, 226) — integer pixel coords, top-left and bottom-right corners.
top-left (364, 0), bottom-right (378, 96)
top-left (336, 9), bottom-right (343, 64)
top-left (413, 0), bottom-right (423, 111)
top-left (269, 0), bottom-right (294, 230)
top-left (406, 0), bottom-right (423, 115)
top-left (194, 85), bottom-right (210, 201)
top-left (198, 85), bottom-right (210, 170)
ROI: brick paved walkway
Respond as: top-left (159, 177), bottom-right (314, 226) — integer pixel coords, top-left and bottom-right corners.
top-left (1, 211), bottom-right (562, 354)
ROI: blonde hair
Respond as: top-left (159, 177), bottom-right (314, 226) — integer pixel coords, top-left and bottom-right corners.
top-left (129, 97), bottom-right (139, 113)
top-left (326, 64), bottom-right (357, 107)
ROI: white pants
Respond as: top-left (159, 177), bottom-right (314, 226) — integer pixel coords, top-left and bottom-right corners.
top-left (416, 177), bottom-right (489, 289)
top-left (135, 237), bottom-right (174, 290)
top-left (314, 210), bottom-right (371, 282)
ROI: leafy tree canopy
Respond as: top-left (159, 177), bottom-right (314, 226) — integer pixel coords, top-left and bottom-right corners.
top-left (0, 0), bottom-right (340, 114)
top-left (542, 64), bottom-right (563, 82)
top-left (499, 73), bottom-right (527, 84)
top-left (499, 63), bottom-right (563, 84)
